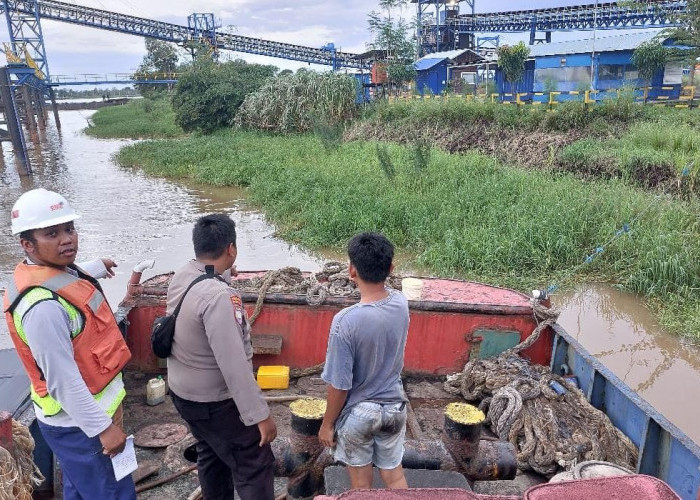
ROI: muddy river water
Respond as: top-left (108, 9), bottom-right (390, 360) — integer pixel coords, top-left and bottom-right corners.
top-left (1, 110), bottom-right (699, 444)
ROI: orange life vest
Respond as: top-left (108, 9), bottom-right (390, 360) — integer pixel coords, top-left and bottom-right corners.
top-left (3, 262), bottom-right (131, 407)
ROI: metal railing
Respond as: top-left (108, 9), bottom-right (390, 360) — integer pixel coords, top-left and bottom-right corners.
top-left (386, 85), bottom-right (698, 109)
top-left (49, 73), bottom-right (181, 85)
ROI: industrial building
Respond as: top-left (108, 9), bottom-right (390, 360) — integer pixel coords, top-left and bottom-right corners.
top-left (494, 32), bottom-right (686, 100)
top-left (414, 49), bottom-right (485, 95)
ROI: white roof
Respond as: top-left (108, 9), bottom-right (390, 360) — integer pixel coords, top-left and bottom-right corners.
top-left (416, 49), bottom-right (475, 62)
top-left (528, 31), bottom-right (665, 58)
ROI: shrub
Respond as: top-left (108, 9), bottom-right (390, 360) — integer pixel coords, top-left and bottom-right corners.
top-left (171, 58), bottom-right (277, 134)
top-left (235, 69), bottom-right (359, 133)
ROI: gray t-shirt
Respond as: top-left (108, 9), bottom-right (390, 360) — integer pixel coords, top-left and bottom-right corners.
top-left (321, 289), bottom-right (409, 413)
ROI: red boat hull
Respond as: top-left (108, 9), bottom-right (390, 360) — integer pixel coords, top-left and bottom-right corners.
top-left (122, 274), bottom-right (552, 373)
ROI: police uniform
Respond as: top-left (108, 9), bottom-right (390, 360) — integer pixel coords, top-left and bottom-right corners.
top-left (166, 260), bottom-right (274, 500)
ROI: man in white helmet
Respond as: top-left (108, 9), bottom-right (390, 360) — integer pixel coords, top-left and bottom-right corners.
top-left (3, 188), bottom-right (136, 499)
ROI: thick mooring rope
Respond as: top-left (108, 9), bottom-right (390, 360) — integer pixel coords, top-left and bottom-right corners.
top-left (239, 262), bottom-right (402, 326)
top-left (444, 299), bottom-right (638, 476)
top-left (0, 420), bottom-right (45, 500)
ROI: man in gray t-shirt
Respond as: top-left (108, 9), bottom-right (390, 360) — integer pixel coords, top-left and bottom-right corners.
top-left (319, 232), bottom-right (410, 490)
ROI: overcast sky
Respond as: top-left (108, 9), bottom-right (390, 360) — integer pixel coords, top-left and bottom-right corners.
top-left (0, 1), bottom-right (652, 79)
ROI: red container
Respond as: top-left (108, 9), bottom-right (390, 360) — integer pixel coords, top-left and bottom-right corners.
top-left (371, 62), bottom-right (388, 85)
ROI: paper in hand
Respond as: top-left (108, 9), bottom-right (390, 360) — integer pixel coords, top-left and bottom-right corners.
top-left (110, 435), bottom-right (138, 482)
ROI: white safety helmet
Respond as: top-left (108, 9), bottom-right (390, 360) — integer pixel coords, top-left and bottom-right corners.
top-left (10, 188), bottom-right (81, 235)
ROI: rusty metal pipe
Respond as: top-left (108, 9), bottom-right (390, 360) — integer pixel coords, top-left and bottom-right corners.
top-left (463, 440), bottom-right (517, 481)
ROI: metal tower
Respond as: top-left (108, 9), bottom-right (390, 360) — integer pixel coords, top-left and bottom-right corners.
top-left (2, 0), bottom-right (50, 79)
top-left (414, 1), bottom-right (475, 56)
top-left (187, 13), bottom-right (220, 58)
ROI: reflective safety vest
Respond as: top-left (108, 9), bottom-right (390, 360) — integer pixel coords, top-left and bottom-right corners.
top-left (3, 262), bottom-right (131, 417)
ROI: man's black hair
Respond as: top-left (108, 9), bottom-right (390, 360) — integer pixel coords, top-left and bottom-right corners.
top-left (193, 214), bottom-right (237, 259)
top-left (19, 230), bottom-right (36, 243)
top-left (347, 232), bottom-right (394, 284)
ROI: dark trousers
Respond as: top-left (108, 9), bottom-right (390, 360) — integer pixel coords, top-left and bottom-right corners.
top-left (37, 420), bottom-right (136, 500)
top-left (171, 392), bottom-right (275, 500)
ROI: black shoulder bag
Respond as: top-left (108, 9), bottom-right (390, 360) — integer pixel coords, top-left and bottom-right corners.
top-left (151, 265), bottom-right (222, 359)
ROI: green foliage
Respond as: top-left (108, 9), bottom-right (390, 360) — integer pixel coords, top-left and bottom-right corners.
top-left (115, 130), bottom-right (700, 336)
top-left (56, 87), bottom-right (138, 99)
top-left (497, 42), bottom-right (530, 87)
top-left (313, 117), bottom-right (344, 152)
top-left (387, 63), bottom-right (417, 89)
top-left (664, 0), bottom-right (700, 62)
top-left (84, 98), bottom-right (183, 139)
top-left (367, 0), bottom-right (416, 92)
top-left (376, 144), bottom-right (396, 179)
top-left (235, 70), bottom-right (358, 133)
top-left (363, 94), bottom-right (644, 133)
top-left (559, 119), bottom-right (700, 191)
top-left (411, 138), bottom-right (431, 174)
top-left (367, 1), bottom-right (415, 61)
top-left (631, 40), bottom-right (669, 82)
top-left (172, 58), bottom-right (277, 134)
top-left (543, 76), bottom-right (558, 94)
top-left (134, 39), bottom-right (179, 99)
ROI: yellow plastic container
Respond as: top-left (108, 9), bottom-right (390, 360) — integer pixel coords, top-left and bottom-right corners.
top-left (257, 366), bottom-right (290, 390)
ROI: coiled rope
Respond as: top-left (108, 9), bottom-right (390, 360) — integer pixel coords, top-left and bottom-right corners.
top-left (239, 262), bottom-right (402, 325)
top-left (444, 299), bottom-right (638, 476)
top-left (0, 419), bottom-right (44, 500)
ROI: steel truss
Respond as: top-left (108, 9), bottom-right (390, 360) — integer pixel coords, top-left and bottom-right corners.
top-left (0, 0), bottom-right (369, 75)
top-left (450, 1), bottom-right (686, 45)
top-left (3, 0), bottom-right (50, 79)
top-left (414, 1), bottom-right (476, 56)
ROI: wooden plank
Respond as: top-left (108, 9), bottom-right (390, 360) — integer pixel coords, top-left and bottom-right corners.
top-left (252, 334), bottom-right (283, 355)
top-left (406, 401), bottom-right (423, 440)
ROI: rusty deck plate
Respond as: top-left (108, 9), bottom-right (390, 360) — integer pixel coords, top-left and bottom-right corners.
top-left (134, 423), bottom-right (188, 448)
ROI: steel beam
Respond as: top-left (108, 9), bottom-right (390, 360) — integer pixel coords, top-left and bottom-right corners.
top-left (0, 66), bottom-right (30, 173)
top-left (1, 0), bottom-right (369, 69)
top-left (449, 0), bottom-right (686, 34)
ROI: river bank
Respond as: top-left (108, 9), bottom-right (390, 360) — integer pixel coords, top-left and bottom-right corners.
top-left (2, 101), bottom-right (700, 456)
top-left (89, 99), bottom-right (700, 338)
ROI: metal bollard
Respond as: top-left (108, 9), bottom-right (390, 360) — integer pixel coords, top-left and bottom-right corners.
top-left (442, 402), bottom-right (517, 481)
top-left (282, 399), bottom-right (329, 500)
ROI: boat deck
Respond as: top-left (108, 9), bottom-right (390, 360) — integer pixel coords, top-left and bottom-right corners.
top-left (121, 369), bottom-right (544, 498)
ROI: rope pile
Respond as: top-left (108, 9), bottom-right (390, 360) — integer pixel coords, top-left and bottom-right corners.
top-left (444, 299), bottom-right (638, 476)
top-left (0, 419), bottom-right (44, 500)
top-left (239, 262), bottom-right (402, 325)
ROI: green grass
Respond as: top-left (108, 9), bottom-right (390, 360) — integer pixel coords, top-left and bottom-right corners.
top-left (85, 98), bottom-right (184, 139)
top-left (115, 130), bottom-right (700, 338)
top-left (560, 121), bottom-right (700, 190)
top-left (363, 96), bottom-right (646, 133)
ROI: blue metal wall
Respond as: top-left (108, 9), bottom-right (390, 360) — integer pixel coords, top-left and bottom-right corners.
top-left (416, 62), bottom-right (449, 95)
top-left (494, 60), bottom-right (535, 96)
top-left (497, 49), bottom-right (680, 99)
